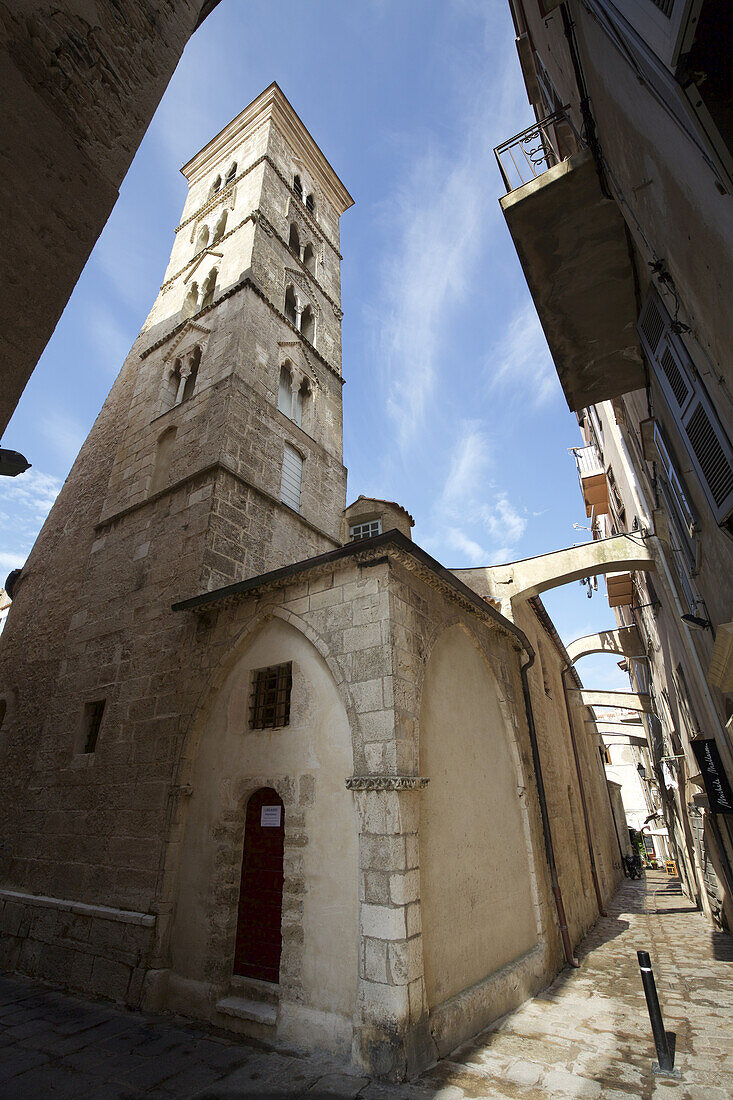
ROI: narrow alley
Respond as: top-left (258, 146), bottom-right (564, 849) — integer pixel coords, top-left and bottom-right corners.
top-left (0, 872), bottom-right (730, 1099)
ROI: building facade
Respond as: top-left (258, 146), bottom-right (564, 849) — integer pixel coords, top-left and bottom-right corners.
top-left (0, 0), bottom-right (221, 438)
top-left (497, 0), bottom-right (733, 929)
top-left (0, 84), bottom-right (622, 1078)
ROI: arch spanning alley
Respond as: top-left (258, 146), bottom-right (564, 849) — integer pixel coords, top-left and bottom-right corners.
top-left (565, 625), bottom-right (644, 665)
top-left (570, 688), bottom-right (653, 714)
top-left (454, 533), bottom-right (657, 608)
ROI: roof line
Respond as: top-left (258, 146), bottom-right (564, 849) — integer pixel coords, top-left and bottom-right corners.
top-left (171, 528), bottom-right (534, 656)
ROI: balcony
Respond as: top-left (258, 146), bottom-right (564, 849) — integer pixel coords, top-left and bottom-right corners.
top-left (572, 444), bottom-right (609, 517)
top-left (495, 113), bottom-right (645, 413)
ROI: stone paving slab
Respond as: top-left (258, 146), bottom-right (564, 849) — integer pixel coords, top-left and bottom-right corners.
top-left (0, 873), bottom-right (731, 1097)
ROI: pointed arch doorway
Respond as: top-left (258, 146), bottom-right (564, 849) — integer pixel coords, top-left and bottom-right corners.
top-left (234, 788), bottom-right (285, 982)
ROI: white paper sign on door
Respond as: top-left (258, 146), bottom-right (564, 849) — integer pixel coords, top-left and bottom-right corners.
top-left (261, 805), bottom-right (282, 827)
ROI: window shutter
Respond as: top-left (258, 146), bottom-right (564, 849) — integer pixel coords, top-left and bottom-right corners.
top-left (280, 444), bottom-right (303, 512)
top-left (638, 291), bottom-right (733, 525)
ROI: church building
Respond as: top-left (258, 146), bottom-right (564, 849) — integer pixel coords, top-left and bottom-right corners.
top-left (0, 85), bottom-right (621, 1079)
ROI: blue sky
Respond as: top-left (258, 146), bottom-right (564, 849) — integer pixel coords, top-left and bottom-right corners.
top-left (0, 0), bottom-right (626, 689)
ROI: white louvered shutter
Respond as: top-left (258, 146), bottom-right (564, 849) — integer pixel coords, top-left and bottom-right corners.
top-left (638, 292), bottom-right (733, 525)
top-left (280, 444), bottom-right (303, 512)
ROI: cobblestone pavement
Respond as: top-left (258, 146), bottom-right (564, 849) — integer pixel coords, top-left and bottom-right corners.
top-left (0, 873), bottom-right (731, 1098)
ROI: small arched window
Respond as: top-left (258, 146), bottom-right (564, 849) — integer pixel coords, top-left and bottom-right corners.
top-left (305, 193), bottom-right (315, 215)
top-left (288, 223), bottom-right (300, 257)
top-left (225, 161), bottom-right (237, 184)
top-left (302, 242), bottom-right (315, 274)
top-left (301, 305), bottom-right (314, 344)
top-left (280, 444), bottom-right (303, 512)
top-left (196, 224), bottom-right (209, 251)
top-left (152, 427), bottom-right (177, 494)
top-left (284, 285), bottom-right (297, 327)
top-left (182, 346), bottom-right (201, 403)
top-left (278, 363), bottom-right (292, 417)
top-left (212, 209), bottom-right (228, 245)
top-left (183, 281), bottom-right (199, 317)
top-left (161, 358), bottom-right (181, 413)
top-left (201, 268), bottom-right (218, 309)
top-left (293, 378), bottom-right (310, 428)
top-left (212, 174), bottom-right (222, 195)
top-left (293, 175), bottom-right (303, 200)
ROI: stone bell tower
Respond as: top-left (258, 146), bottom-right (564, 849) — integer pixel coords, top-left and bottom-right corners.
top-left (0, 85), bottom-right (353, 997)
top-left (100, 81), bottom-right (354, 590)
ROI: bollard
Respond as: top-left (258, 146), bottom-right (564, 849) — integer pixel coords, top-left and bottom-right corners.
top-left (636, 951), bottom-right (680, 1078)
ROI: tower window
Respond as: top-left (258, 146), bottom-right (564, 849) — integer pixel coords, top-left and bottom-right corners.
top-left (225, 161), bottom-right (237, 184)
top-left (212, 174), bottom-right (222, 194)
top-left (294, 378), bottom-right (310, 429)
top-left (184, 281), bottom-right (199, 318)
top-left (305, 193), bottom-right (316, 215)
top-left (182, 346), bottom-right (201, 403)
top-left (196, 224), bottom-right (209, 251)
top-left (82, 700), bottom-right (105, 754)
top-left (302, 242), bottom-right (315, 274)
top-left (293, 175), bottom-right (303, 200)
top-left (350, 520), bottom-right (381, 541)
top-left (284, 285), bottom-right (298, 327)
top-left (288, 223), bottom-right (300, 257)
top-left (201, 268), bottom-right (218, 310)
top-left (212, 210), bottom-right (228, 245)
top-left (249, 663), bottom-right (292, 729)
top-left (280, 444), bottom-right (303, 512)
top-left (300, 305), bottom-right (314, 344)
top-left (278, 363), bottom-right (292, 417)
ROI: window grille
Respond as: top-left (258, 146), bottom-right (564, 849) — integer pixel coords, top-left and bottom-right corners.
top-left (249, 663), bottom-right (292, 729)
top-left (83, 700), bottom-right (105, 753)
top-left (638, 291), bottom-right (733, 526)
top-left (350, 520), bottom-right (382, 541)
top-left (280, 444), bottom-right (303, 512)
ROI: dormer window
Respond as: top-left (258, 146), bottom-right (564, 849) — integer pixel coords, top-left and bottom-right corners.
top-left (350, 520), bottom-right (382, 541)
top-left (293, 175), bottom-right (303, 200)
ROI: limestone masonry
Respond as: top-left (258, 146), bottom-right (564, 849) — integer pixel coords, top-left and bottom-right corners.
top-left (0, 84), bottom-right (621, 1080)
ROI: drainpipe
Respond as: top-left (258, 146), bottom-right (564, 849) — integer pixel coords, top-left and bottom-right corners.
top-left (520, 653), bottom-right (580, 968)
top-left (561, 667), bottom-right (606, 915)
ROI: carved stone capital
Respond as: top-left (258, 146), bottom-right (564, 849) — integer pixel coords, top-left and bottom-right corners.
top-left (345, 776), bottom-right (429, 792)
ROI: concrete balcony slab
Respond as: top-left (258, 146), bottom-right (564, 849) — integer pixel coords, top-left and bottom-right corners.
top-left (500, 148), bottom-right (644, 412)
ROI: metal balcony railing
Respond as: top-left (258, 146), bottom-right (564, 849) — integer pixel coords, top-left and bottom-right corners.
top-left (494, 109), bottom-right (581, 193)
top-left (572, 444), bottom-right (604, 480)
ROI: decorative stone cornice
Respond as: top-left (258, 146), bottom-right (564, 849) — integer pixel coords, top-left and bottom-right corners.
top-left (345, 776), bottom-right (429, 791)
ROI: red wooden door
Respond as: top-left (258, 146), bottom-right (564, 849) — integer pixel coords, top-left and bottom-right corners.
top-left (233, 788), bottom-right (285, 982)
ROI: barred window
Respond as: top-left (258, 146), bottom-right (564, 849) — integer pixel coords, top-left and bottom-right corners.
top-left (350, 520), bottom-right (381, 541)
top-left (249, 663), bottom-right (292, 729)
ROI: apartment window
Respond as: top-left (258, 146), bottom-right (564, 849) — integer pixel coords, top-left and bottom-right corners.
top-left (82, 700), bottom-right (105, 754)
top-left (280, 444), bottom-right (303, 512)
top-left (638, 291), bottom-right (733, 528)
top-left (249, 663), bottom-right (292, 729)
top-left (350, 520), bottom-right (381, 541)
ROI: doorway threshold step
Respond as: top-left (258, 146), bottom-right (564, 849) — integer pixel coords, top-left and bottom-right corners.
top-left (216, 996), bottom-right (277, 1026)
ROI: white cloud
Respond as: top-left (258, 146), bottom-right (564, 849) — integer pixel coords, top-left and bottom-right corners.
top-left (439, 421), bottom-right (491, 512)
top-left (418, 422), bottom-right (528, 568)
top-left (0, 469), bottom-right (62, 580)
top-left (445, 527), bottom-right (489, 565)
top-left (374, 7), bottom-right (530, 450)
top-left (487, 300), bottom-right (560, 408)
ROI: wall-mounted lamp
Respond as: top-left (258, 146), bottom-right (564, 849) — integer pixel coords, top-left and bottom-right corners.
top-left (637, 763), bottom-right (647, 780)
top-left (680, 613), bottom-right (713, 632)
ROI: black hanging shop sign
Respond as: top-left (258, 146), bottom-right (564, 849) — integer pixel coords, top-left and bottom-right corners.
top-left (692, 739), bottom-right (733, 814)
